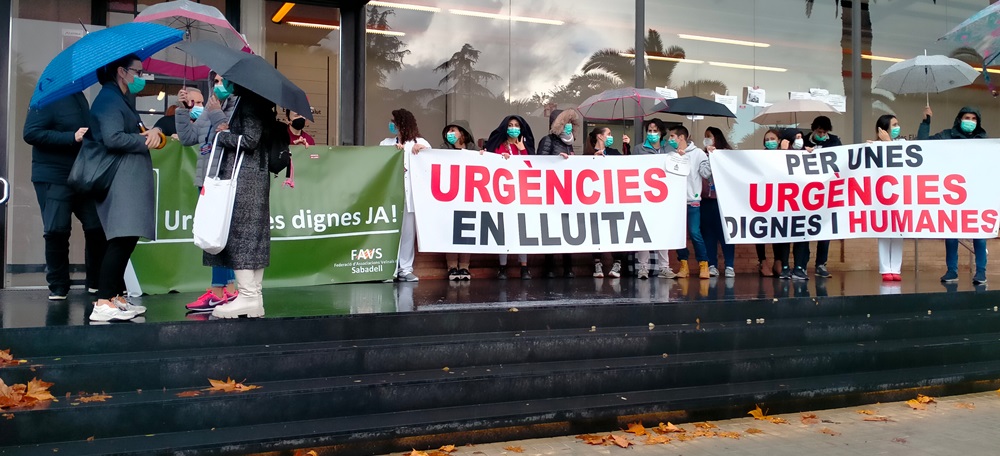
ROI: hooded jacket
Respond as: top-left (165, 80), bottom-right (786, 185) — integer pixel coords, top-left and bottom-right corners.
top-left (803, 131), bottom-right (842, 149)
top-left (537, 109), bottom-right (579, 156)
top-left (440, 120), bottom-right (477, 150)
top-left (484, 115), bottom-right (535, 155)
top-left (918, 106), bottom-right (987, 140)
top-left (666, 141), bottom-right (712, 203)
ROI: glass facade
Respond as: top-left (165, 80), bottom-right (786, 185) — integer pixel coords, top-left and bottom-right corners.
top-left (3, 1), bottom-right (997, 287)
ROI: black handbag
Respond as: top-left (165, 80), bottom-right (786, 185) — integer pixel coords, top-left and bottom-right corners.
top-left (67, 135), bottom-right (123, 197)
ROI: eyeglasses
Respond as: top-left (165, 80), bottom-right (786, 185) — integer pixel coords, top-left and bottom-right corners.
top-left (126, 67), bottom-right (145, 77)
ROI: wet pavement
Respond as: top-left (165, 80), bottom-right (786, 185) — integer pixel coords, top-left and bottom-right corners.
top-left (0, 270), bottom-right (992, 329)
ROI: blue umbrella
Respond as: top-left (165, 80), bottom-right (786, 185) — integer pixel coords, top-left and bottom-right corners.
top-left (30, 22), bottom-right (184, 109)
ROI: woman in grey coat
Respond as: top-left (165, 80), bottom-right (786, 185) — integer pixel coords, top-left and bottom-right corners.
top-left (87, 54), bottom-right (164, 322)
top-left (203, 86), bottom-right (283, 319)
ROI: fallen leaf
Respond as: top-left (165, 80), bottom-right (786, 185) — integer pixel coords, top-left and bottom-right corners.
top-left (78, 393), bottom-right (112, 403)
top-left (442, 367), bottom-right (450, 372)
top-left (0, 379), bottom-right (25, 408)
top-left (503, 446), bottom-right (525, 453)
top-left (856, 409), bottom-right (877, 415)
top-left (0, 349), bottom-right (25, 367)
top-left (906, 399), bottom-right (927, 410)
top-left (956, 402), bottom-right (976, 410)
top-left (916, 394), bottom-right (936, 404)
top-left (717, 431), bottom-right (741, 439)
top-left (438, 445), bottom-right (457, 453)
top-left (801, 413), bottom-right (820, 425)
top-left (820, 428), bottom-right (841, 436)
top-left (2, 413), bottom-right (12, 420)
top-left (22, 378), bottom-right (55, 405)
top-left (892, 437), bottom-right (908, 444)
top-left (625, 422), bottom-right (647, 436)
top-left (206, 377), bottom-right (260, 393)
top-left (767, 417), bottom-right (789, 424)
top-left (748, 405), bottom-right (768, 420)
top-left (654, 422), bottom-right (686, 434)
top-left (426, 452), bottom-right (451, 456)
top-left (864, 416), bottom-right (895, 422)
top-left (675, 433), bottom-right (696, 442)
top-left (644, 435), bottom-right (671, 444)
top-left (405, 450), bottom-right (429, 456)
top-left (691, 430), bottom-right (716, 438)
top-left (576, 434), bottom-right (607, 445)
top-left (609, 435), bottom-right (631, 448)
top-left (745, 428), bottom-right (764, 435)
top-left (86, 436), bottom-right (94, 442)
top-left (176, 391), bottom-right (202, 398)
top-left (694, 422), bottom-right (718, 430)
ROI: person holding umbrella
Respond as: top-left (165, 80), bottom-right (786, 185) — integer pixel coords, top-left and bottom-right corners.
top-left (918, 105), bottom-right (989, 284)
top-left (88, 54), bottom-right (165, 321)
top-left (483, 114), bottom-right (535, 279)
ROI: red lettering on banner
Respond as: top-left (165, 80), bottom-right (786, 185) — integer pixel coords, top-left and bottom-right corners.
top-left (939, 210), bottom-right (957, 232)
top-left (902, 175), bottom-right (913, 205)
top-left (892, 210), bottom-right (913, 232)
top-left (962, 210), bottom-right (977, 233)
top-left (983, 210), bottom-right (999, 233)
top-left (915, 211), bottom-right (935, 231)
top-left (828, 177), bottom-right (845, 208)
top-left (494, 168), bottom-right (515, 204)
top-left (465, 165), bottom-right (492, 203)
top-left (916, 175), bottom-right (939, 205)
top-left (750, 183), bottom-right (773, 212)
top-left (802, 182), bottom-right (824, 211)
top-left (876, 175), bottom-right (898, 205)
top-left (847, 176), bottom-right (872, 206)
top-left (603, 169), bottom-right (615, 204)
top-left (518, 168), bottom-right (542, 204)
top-left (643, 168), bottom-right (668, 203)
top-left (943, 174), bottom-right (967, 205)
top-left (777, 183), bottom-right (800, 211)
top-left (431, 164), bottom-right (459, 202)
top-left (617, 169), bottom-right (641, 204)
top-left (849, 210), bottom-right (866, 233)
top-left (576, 169), bottom-right (600, 205)
top-left (545, 169), bottom-right (572, 205)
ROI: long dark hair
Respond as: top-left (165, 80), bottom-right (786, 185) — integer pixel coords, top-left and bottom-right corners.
top-left (705, 127), bottom-right (732, 150)
top-left (876, 114), bottom-right (896, 136)
top-left (391, 109), bottom-right (421, 143)
top-left (588, 127), bottom-right (609, 148)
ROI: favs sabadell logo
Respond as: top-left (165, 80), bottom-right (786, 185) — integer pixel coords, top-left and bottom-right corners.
top-left (351, 248), bottom-right (383, 260)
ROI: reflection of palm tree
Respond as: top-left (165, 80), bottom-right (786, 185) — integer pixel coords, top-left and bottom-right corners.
top-left (581, 29), bottom-right (685, 89)
top-left (366, 6), bottom-right (410, 88)
top-left (434, 43), bottom-right (501, 97)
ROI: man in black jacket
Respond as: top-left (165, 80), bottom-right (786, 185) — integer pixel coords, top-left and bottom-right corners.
top-left (23, 92), bottom-right (106, 300)
top-left (801, 115), bottom-right (841, 279)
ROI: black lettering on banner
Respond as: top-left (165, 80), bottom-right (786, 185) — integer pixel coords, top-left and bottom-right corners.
top-left (481, 212), bottom-right (504, 246)
top-left (453, 211), bottom-right (476, 245)
top-left (626, 211), bottom-right (651, 243)
top-left (602, 212), bottom-right (625, 243)
top-left (885, 144), bottom-right (904, 167)
top-left (905, 144), bottom-right (923, 167)
top-left (589, 213), bottom-right (601, 245)
top-left (562, 213), bottom-right (587, 246)
top-left (786, 154), bottom-right (801, 175)
top-left (808, 214), bottom-right (823, 235)
top-left (540, 214), bottom-right (561, 246)
top-left (518, 214), bottom-right (539, 246)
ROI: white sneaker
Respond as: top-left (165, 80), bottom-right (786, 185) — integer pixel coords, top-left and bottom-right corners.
top-left (593, 261), bottom-right (604, 278)
top-left (89, 304), bottom-right (136, 322)
top-left (637, 264), bottom-right (649, 280)
top-left (608, 261), bottom-right (622, 278)
top-left (113, 296), bottom-right (146, 315)
top-left (725, 267), bottom-right (736, 278)
top-left (658, 268), bottom-right (677, 279)
top-left (398, 272), bottom-right (419, 282)
top-left (708, 265), bottom-right (719, 277)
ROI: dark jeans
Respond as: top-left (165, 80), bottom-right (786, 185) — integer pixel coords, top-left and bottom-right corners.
top-left (798, 241), bottom-right (829, 267)
top-left (676, 204), bottom-right (708, 262)
top-left (946, 239), bottom-right (987, 273)
top-left (97, 236), bottom-right (139, 300)
top-left (773, 243), bottom-right (791, 266)
top-left (545, 254), bottom-right (573, 274)
top-left (33, 182), bottom-right (106, 292)
top-left (701, 199), bottom-right (734, 268)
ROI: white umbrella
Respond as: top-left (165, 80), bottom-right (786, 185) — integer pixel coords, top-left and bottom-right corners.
top-left (577, 88), bottom-right (667, 120)
top-left (751, 99), bottom-right (839, 126)
top-left (874, 50), bottom-right (979, 105)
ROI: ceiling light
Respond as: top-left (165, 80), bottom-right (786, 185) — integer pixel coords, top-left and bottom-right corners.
top-left (156, 91), bottom-right (165, 101)
top-left (272, 2), bottom-right (295, 23)
top-left (449, 9), bottom-right (563, 26)
top-left (619, 53), bottom-right (703, 64)
top-left (678, 33), bottom-right (770, 48)
top-left (366, 29), bottom-right (406, 36)
top-left (286, 21), bottom-right (339, 30)
top-left (369, 1), bottom-right (440, 13)
top-left (862, 54), bottom-right (904, 63)
top-left (708, 61), bottom-right (787, 72)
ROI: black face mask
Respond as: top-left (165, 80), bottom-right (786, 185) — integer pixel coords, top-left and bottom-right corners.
top-left (291, 118), bottom-right (306, 130)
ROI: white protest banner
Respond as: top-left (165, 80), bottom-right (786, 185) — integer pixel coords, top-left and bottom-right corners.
top-left (710, 139), bottom-right (1000, 244)
top-left (410, 150), bottom-right (688, 254)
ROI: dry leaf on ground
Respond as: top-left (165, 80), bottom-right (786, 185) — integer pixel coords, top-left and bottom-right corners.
top-left (676, 433), bottom-right (697, 442)
top-left (86, 436), bottom-right (94, 442)
top-left (0, 349), bottom-right (26, 367)
top-left (609, 435), bottom-right (631, 448)
top-left (503, 445), bottom-right (525, 453)
top-left (625, 422), bottom-right (647, 436)
top-left (691, 430), bottom-right (717, 438)
top-left (653, 422), bottom-right (686, 434)
top-left (644, 435), bottom-right (671, 445)
top-left (864, 416), bottom-right (895, 422)
top-left (956, 402), bottom-right (976, 410)
top-left (820, 428), bottom-right (841, 436)
top-left (176, 391), bottom-right (202, 398)
top-left (576, 434), bottom-right (608, 445)
top-left (206, 377), bottom-right (260, 393)
top-left (2, 413), bottom-right (13, 420)
top-left (801, 413), bottom-right (819, 425)
top-left (78, 393), bottom-right (112, 403)
top-left (745, 428), bottom-right (764, 435)
top-left (906, 399), bottom-right (927, 410)
top-left (892, 437), bottom-right (908, 444)
top-left (405, 450), bottom-right (429, 456)
top-left (694, 422), bottom-right (718, 430)
top-left (24, 378), bottom-right (55, 403)
top-left (856, 409), bottom-right (877, 415)
top-left (768, 417), bottom-right (789, 424)
top-left (916, 394), bottom-right (936, 404)
top-left (717, 431), bottom-right (741, 439)
top-left (438, 445), bottom-right (456, 453)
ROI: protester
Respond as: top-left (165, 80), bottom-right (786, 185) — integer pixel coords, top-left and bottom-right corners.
top-left (632, 119), bottom-right (673, 280)
top-left (874, 114), bottom-right (904, 282)
top-left (802, 116), bottom-right (839, 279)
top-left (23, 91), bottom-right (106, 301)
top-left (87, 54), bottom-right (163, 321)
top-left (285, 109), bottom-right (315, 146)
top-left (701, 127), bottom-right (735, 278)
top-left (174, 83), bottom-right (240, 312)
top-left (589, 126), bottom-right (629, 278)
top-left (537, 109), bottom-right (577, 278)
top-left (380, 109), bottom-right (431, 282)
top-left (440, 120), bottom-right (476, 280)
top-left (204, 86), bottom-right (286, 318)
top-left (667, 125), bottom-right (712, 280)
top-left (764, 129), bottom-right (803, 280)
top-left (918, 105), bottom-right (989, 284)
top-left (483, 115), bottom-right (535, 279)
top-left (153, 105), bottom-right (178, 137)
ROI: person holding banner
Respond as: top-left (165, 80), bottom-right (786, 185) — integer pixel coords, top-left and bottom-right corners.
top-left (701, 127), bottom-right (735, 278)
top-left (380, 109), bottom-right (431, 282)
top-left (918, 106), bottom-right (989, 284)
top-left (668, 125), bottom-right (713, 280)
top-left (767, 129), bottom-right (807, 281)
top-left (802, 116), bottom-right (840, 279)
top-left (873, 114), bottom-right (906, 282)
top-left (483, 114), bottom-right (535, 279)
top-left (589, 126), bottom-right (628, 278)
top-left (633, 119), bottom-right (674, 280)
top-left (538, 109), bottom-right (578, 278)
top-left (440, 120), bottom-right (476, 281)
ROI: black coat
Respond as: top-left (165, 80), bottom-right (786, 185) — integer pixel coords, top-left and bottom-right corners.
top-left (537, 134), bottom-right (575, 155)
top-left (483, 115), bottom-right (535, 154)
top-left (23, 92), bottom-right (91, 184)
top-left (803, 133), bottom-right (842, 149)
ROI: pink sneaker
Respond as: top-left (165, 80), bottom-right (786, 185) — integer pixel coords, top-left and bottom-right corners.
top-left (185, 289), bottom-right (226, 312)
top-left (224, 289), bottom-right (239, 302)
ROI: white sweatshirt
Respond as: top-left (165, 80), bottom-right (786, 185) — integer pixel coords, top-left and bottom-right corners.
top-left (665, 142), bottom-right (712, 203)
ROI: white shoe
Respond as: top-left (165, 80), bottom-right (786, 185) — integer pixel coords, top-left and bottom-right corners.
top-left (725, 267), bottom-right (736, 278)
top-left (637, 264), bottom-right (649, 280)
top-left (213, 270), bottom-right (264, 318)
top-left (708, 265), bottom-right (719, 277)
top-left (593, 261), bottom-right (604, 278)
top-left (658, 268), bottom-right (677, 279)
top-left (113, 295), bottom-right (146, 315)
top-left (608, 261), bottom-right (622, 278)
top-left (90, 304), bottom-right (136, 322)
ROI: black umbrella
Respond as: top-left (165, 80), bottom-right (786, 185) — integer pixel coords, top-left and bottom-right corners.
top-left (652, 96), bottom-right (735, 118)
top-left (175, 40), bottom-right (313, 121)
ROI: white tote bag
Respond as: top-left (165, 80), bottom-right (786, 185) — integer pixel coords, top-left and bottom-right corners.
top-left (193, 135), bottom-right (243, 255)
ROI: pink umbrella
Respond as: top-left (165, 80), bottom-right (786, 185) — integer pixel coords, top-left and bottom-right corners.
top-left (133, 0), bottom-right (251, 80)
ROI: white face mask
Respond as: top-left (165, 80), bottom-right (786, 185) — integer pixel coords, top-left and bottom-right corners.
top-left (703, 138), bottom-right (714, 148)
top-left (792, 138), bottom-right (804, 150)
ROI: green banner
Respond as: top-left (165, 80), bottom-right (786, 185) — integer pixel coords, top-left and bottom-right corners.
top-left (130, 141), bottom-right (404, 294)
